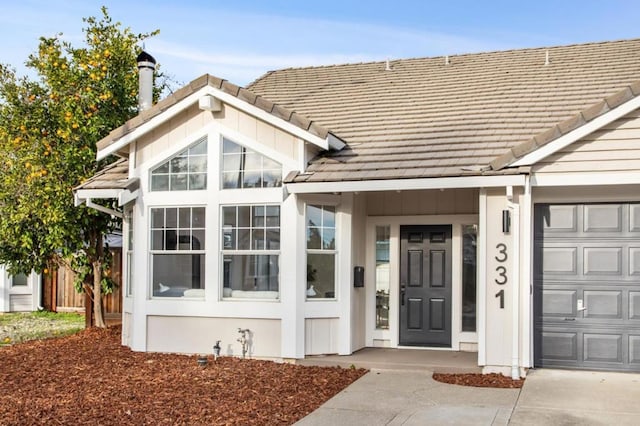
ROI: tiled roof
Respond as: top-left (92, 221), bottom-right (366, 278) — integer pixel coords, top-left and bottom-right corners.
top-left (74, 158), bottom-right (134, 191)
top-left (247, 39), bottom-right (640, 183)
top-left (96, 75), bottom-right (336, 154)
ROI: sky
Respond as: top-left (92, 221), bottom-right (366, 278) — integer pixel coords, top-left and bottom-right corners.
top-left (1, 1), bottom-right (640, 87)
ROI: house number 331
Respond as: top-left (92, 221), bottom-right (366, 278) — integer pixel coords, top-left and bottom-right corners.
top-left (495, 243), bottom-right (508, 309)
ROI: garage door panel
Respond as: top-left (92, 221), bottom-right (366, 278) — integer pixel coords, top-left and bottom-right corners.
top-left (630, 248), bottom-right (640, 275)
top-left (629, 204), bottom-right (640, 232)
top-left (542, 290), bottom-right (577, 316)
top-left (629, 292), bottom-right (640, 319)
top-left (541, 332), bottom-right (578, 361)
top-left (583, 291), bottom-right (622, 319)
top-left (535, 203), bottom-right (640, 372)
top-left (583, 247), bottom-right (622, 276)
top-left (541, 247), bottom-right (577, 275)
top-left (583, 334), bottom-right (622, 363)
top-left (583, 204), bottom-right (622, 233)
top-left (629, 336), bottom-right (640, 363)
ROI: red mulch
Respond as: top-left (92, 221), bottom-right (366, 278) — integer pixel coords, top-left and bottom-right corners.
top-left (433, 372), bottom-right (524, 388)
top-left (0, 328), bottom-right (366, 425)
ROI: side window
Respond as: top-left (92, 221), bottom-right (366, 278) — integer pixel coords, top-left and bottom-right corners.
top-left (306, 205), bottom-right (336, 299)
top-left (221, 137), bottom-right (282, 189)
top-left (221, 205), bottom-right (280, 300)
top-left (150, 207), bottom-right (206, 298)
top-left (150, 137), bottom-right (207, 191)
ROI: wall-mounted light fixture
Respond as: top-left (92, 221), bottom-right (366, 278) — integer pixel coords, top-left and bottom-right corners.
top-left (502, 209), bottom-right (511, 233)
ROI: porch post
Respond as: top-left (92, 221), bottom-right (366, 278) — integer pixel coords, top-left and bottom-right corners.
top-left (337, 193), bottom-right (354, 355)
top-left (280, 193), bottom-right (306, 359)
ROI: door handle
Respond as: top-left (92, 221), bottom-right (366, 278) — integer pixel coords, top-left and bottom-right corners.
top-left (401, 284), bottom-right (406, 306)
top-left (577, 299), bottom-right (587, 312)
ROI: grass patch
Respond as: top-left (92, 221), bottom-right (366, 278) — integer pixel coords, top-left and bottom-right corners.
top-left (0, 311), bottom-right (84, 345)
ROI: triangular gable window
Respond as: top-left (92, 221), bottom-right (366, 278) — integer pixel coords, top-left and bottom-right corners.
top-left (221, 137), bottom-right (282, 189)
top-left (150, 137), bottom-right (207, 191)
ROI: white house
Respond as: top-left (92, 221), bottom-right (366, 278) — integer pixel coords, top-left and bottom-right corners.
top-left (76, 39), bottom-right (640, 377)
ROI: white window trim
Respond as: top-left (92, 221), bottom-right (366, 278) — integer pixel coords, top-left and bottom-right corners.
top-left (148, 205), bottom-right (206, 300)
top-left (219, 203), bottom-right (282, 301)
top-left (305, 204), bottom-right (338, 301)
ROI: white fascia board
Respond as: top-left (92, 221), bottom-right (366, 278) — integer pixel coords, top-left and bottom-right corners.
top-left (97, 90), bottom-right (205, 160)
top-left (511, 96), bottom-right (640, 167)
top-left (204, 86), bottom-right (330, 150)
top-left (74, 188), bottom-right (121, 203)
top-left (532, 171), bottom-right (640, 187)
top-left (97, 85), bottom-right (333, 161)
top-left (286, 174), bottom-right (526, 194)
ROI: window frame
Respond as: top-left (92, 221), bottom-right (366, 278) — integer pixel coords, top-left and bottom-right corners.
top-left (220, 136), bottom-right (283, 190)
top-left (149, 136), bottom-right (208, 192)
top-left (148, 206), bottom-right (206, 299)
top-left (305, 204), bottom-right (338, 301)
top-left (220, 204), bottom-right (281, 301)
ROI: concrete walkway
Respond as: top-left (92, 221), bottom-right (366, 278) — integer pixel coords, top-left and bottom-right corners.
top-left (296, 370), bottom-right (520, 425)
top-left (510, 369), bottom-right (640, 425)
top-left (297, 368), bottom-right (640, 425)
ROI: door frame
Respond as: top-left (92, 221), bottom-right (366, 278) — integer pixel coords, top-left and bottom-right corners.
top-left (365, 214), bottom-right (479, 350)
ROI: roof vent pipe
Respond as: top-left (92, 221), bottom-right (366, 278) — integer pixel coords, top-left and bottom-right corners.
top-left (137, 51), bottom-right (156, 111)
top-left (544, 50), bottom-right (550, 66)
top-left (385, 58), bottom-right (392, 71)
top-left (445, 55), bottom-right (450, 65)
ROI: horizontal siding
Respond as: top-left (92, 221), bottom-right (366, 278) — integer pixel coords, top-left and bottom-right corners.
top-left (9, 295), bottom-right (32, 312)
top-left (534, 109), bottom-right (640, 174)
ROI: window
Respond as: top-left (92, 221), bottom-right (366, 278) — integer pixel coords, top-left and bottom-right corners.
top-left (306, 205), bottom-right (336, 299)
top-left (462, 224), bottom-right (477, 332)
top-left (150, 207), bottom-right (205, 298)
top-left (221, 137), bottom-right (282, 189)
top-left (11, 273), bottom-right (28, 287)
top-left (150, 137), bottom-right (207, 191)
top-left (375, 226), bottom-right (390, 329)
top-left (221, 205), bottom-right (280, 299)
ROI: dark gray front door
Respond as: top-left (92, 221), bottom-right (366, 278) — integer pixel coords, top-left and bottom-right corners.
top-left (399, 225), bottom-right (452, 347)
top-left (534, 203), bottom-right (640, 372)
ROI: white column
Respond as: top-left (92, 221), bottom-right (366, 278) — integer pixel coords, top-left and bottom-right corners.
top-left (0, 265), bottom-right (8, 312)
top-left (129, 204), bottom-right (148, 351)
top-left (280, 193), bottom-right (306, 358)
top-left (337, 193), bottom-right (354, 355)
top-left (477, 189), bottom-right (487, 366)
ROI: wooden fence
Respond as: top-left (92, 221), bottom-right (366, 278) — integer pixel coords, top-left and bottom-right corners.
top-left (42, 248), bottom-right (122, 314)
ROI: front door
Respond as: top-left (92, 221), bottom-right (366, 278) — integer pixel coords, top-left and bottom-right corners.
top-left (399, 225), bottom-right (452, 347)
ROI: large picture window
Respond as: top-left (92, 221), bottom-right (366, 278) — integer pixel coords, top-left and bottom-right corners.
top-left (221, 205), bottom-right (280, 299)
top-left (150, 137), bottom-right (207, 191)
top-left (150, 207), bottom-right (205, 298)
top-left (306, 205), bottom-right (336, 299)
top-left (221, 137), bottom-right (282, 189)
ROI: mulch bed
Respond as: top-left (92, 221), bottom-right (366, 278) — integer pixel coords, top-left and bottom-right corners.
top-left (433, 372), bottom-right (524, 388)
top-left (0, 327), bottom-right (366, 425)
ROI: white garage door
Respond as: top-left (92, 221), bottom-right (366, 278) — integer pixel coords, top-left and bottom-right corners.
top-left (534, 203), bottom-right (640, 371)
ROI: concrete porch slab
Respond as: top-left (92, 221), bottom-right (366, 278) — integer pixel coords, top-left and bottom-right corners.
top-left (297, 347), bottom-right (481, 373)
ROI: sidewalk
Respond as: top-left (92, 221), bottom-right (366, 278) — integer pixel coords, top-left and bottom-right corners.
top-left (298, 367), bottom-right (640, 425)
top-left (509, 369), bottom-right (640, 425)
top-left (296, 369), bottom-right (520, 425)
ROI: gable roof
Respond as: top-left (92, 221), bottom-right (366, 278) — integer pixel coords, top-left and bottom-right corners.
top-left (95, 74), bottom-right (343, 159)
top-left (247, 39), bottom-right (640, 183)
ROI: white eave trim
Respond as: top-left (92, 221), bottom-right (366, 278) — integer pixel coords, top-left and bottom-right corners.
top-left (97, 85), bottom-right (335, 160)
top-left (532, 171), bottom-right (640, 187)
top-left (511, 95), bottom-right (640, 167)
top-left (286, 174), bottom-right (526, 194)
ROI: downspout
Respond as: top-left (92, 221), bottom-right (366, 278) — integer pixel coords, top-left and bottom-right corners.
top-left (506, 186), bottom-right (520, 379)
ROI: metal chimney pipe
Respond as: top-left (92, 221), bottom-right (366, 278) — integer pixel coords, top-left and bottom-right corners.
top-left (136, 51), bottom-right (156, 111)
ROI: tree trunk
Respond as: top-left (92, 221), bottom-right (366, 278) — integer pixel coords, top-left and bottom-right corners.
top-left (92, 259), bottom-right (106, 328)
